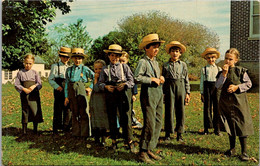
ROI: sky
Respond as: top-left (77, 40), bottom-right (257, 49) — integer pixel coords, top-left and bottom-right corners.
top-left (46, 0), bottom-right (230, 60)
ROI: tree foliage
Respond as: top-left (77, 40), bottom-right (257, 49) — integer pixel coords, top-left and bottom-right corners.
top-left (45, 19), bottom-right (92, 69)
top-left (2, 0), bottom-right (71, 70)
top-left (90, 11), bottom-right (220, 78)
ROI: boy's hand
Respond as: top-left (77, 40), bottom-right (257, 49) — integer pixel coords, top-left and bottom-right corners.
top-left (185, 94), bottom-right (190, 105)
top-left (105, 85), bottom-right (115, 93)
top-left (151, 77), bottom-right (161, 86)
top-left (159, 76), bottom-right (165, 84)
top-left (23, 88), bottom-right (32, 94)
top-left (86, 87), bottom-right (92, 96)
top-left (132, 95), bottom-right (137, 102)
top-left (56, 86), bottom-right (63, 92)
top-left (227, 84), bottom-right (239, 93)
top-left (201, 94), bottom-right (204, 103)
top-left (64, 98), bottom-right (69, 106)
top-left (116, 83), bottom-right (126, 91)
top-left (94, 73), bottom-right (100, 80)
top-left (222, 64), bottom-right (229, 77)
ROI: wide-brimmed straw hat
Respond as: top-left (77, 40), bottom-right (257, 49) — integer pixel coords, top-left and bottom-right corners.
top-left (139, 34), bottom-right (165, 50)
top-left (103, 44), bottom-right (123, 54)
top-left (201, 48), bottom-right (220, 59)
top-left (165, 41), bottom-right (186, 54)
top-left (70, 48), bottom-right (86, 58)
top-left (58, 47), bottom-right (71, 57)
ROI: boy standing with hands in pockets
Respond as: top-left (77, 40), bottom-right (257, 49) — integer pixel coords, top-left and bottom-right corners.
top-left (135, 34), bottom-right (165, 164)
top-left (162, 41), bottom-right (190, 142)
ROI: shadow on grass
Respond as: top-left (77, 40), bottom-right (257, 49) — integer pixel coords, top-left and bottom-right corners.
top-left (157, 142), bottom-right (221, 155)
top-left (2, 127), bottom-right (139, 163)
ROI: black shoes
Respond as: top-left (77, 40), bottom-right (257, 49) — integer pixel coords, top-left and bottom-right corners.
top-left (239, 152), bottom-right (249, 161)
top-left (177, 133), bottom-right (184, 142)
top-left (224, 148), bottom-right (236, 157)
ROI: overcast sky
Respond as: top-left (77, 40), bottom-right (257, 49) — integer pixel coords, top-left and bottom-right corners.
top-left (46, 0), bottom-right (230, 60)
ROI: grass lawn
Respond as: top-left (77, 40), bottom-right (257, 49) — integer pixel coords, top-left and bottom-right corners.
top-left (2, 82), bottom-right (259, 165)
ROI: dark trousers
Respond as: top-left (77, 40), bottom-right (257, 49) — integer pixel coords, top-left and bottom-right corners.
top-left (164, 79), bottom-right (185, 134)
top-left (106, 89), bottom-right (133, 142)
top-left (203, 81), bottom-right (220, 132)
top-left (53, 90), bottom-right (71, 131)
top-left (140, 85), bottom-right (163, 150)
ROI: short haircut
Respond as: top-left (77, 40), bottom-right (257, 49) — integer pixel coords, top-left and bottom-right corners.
top-left (169, 46), bottom-right (182, 53)
top-left (24, 53), bottom-right (35, 62)
top-left (145, 42), bottom-right (161, 49)
top-left (94, 59), bottom-right (106, 67)
top-left (205, 53), bottom-right (217, 57)
top-left (225, 48), bottom-right (240, 60)
top-left (108, 52), bottom-right (121, 57)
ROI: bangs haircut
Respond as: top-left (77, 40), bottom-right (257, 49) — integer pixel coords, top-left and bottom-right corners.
top-left (225, 48), bottom-right (240, 60)
top-left (23, 53), bottom-right (35, 62)
top-left (108, 52), bottom-right (121, 57)
top-left (94, 59), bottom-right (106, 67)
top-left (169, 46), bottom-right (182, 53)
top-left (145, 42), bottom-right (161, 49)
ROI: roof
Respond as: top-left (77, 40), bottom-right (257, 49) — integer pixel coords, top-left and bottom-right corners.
top-left (34, 56), bottom-right (45, 64)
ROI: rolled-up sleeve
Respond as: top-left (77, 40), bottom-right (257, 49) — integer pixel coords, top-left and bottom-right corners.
top-left (238, 72), bottom-right (252, 93)
top-left (48, 64), bottom-right (60, 90)
top-left (134, 59), bottom-right (151, 84)
top-left (64, 68), bottom-right (70, 98)
top-left (215, 73), bottom-right (226, 89)
top-left (14, 72), bottom-right (24, 93)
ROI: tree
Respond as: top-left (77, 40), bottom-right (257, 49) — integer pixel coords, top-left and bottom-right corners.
top-left (90, 11), bottom-right (219, 78)
top-left (45, 19), bottom-right (92, 69)
top-left (2, 0), bottom-right (71, 70)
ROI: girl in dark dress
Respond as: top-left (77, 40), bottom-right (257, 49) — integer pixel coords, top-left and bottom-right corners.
top-left (216, 48), bottom-right (254, 161)
top-left (14, 54), bottom-right (43, 134)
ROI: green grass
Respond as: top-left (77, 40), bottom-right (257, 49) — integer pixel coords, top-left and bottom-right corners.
top-left (2, 82), bottom-right (259, 165)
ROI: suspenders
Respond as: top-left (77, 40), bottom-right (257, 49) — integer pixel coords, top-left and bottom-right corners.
top-left (107, 64), bottom-right (125, 82)
top-left (167, 61), bottom-right (183, 79)
top-left (204, 65), bottom-right (220, 81)
top-left (69, 66), bottom-right (84, 81)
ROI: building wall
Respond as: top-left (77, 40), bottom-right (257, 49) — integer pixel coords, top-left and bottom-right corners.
top-left (230, 1), bottom-right (259, 87)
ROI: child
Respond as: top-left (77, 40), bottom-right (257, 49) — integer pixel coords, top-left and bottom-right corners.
top-left (119, 51), bottom-right (143, 129)
top-left (200, 48), bottom-right (222, 136)
top-left (14, 53), bottom-right (43, 134)
top-left (48, 47), bottom-right (71, 134)
top-left (162, 41), bottom-right (190, 142)
top-left (216, 48), bottom-right (254, 161)
top-left (64, 48), bottom-right (94, 138)
top-left (135, 34), bottom-right (165, 164)
top-left (98, 44), bottom-right (136, 152)
top-left (89, 59), bottom-right (109, 146)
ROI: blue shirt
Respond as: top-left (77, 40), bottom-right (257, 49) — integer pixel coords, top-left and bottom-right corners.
top-left (64, 64), bottom-right (94, 98)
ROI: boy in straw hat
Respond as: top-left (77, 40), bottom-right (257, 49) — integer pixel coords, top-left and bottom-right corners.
top-left (162, 41), bottom-right (190, 142)
top-left (134, 34), bottom-right (165, 164)
top-left (200, 47), bottom-right (222, 136)
top-left (49, 47), bottom-right (72, 134)
top-left (98, 44), bottom-right (137, 152)
top-left (64, 48), bottom-right (94, 138)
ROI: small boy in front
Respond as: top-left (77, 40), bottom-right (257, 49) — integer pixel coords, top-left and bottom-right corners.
top-left (200, 48), bottom-right (222, 136)
top-left (135, 34), bottom-right (165, 164)
top-left (98, 44), bottom-right (136, 152)
top-left (64, 48), bottom-right (94, 138)
top-left (162, 41), bottom-right (190, 142)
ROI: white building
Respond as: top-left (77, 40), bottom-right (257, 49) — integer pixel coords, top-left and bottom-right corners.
top-left (2, 56), bottom-right (50, 84)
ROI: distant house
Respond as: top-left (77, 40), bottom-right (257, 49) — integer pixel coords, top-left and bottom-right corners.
top-left (230, 1), bottom-right (259, 88)
top-left (2, 56), bottom-right (50, 84)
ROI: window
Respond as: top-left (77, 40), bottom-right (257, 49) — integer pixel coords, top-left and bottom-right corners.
top-left (9, 71), bottom-right (12, 80)
top-left (45, 72), bottom-right (48, 77)
top-left (4, 71), bottom-right (8, 80)
top-left (249, 1), bottom-right (260, 39)
top-left (4, 71), bottom-right (12, 80)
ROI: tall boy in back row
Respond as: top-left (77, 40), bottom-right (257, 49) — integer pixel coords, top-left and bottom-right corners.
top-left (200, 48), bottom-right (222, 136)
top-left (162, 41), bottom-right (190, 142)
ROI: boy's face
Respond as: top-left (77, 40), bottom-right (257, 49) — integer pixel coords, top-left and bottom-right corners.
top-left (60, 56), bottom-right (70, 64)
top-left (145, 43), bottom-right (160, 58)
top-left (108, 53), bottom-right (120, 64)
top-left (119, 56), bottom-right (128, 64)
top-left (72, 56), bottom-right (83, 66)
top-left (205, 54), bottom-right (217, 65)
top-left (24, 58), bottom-right (34, 71)
top-left (224, 53), bottom-right (238, 67)
top-left (94, 63), bottom-right (103, 74)
top-left (170, 48), bottom-right (181, 62)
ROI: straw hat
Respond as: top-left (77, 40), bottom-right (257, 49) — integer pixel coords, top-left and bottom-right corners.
top-left (201, 48), bottom-right (220, 59)
top-left (103, 44), bottom-right (123, 54)
top-left (139, 34), bottom-right (165, 49)
top-left (165, 41), bottom-right (186, 54)
top-left (58, 47), bottom-right (71, 57)
top-left (70, 48), bottom-right (86, 58)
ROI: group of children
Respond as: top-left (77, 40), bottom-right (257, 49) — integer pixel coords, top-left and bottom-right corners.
top-left (14, 33), bottom-right (254, 163)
